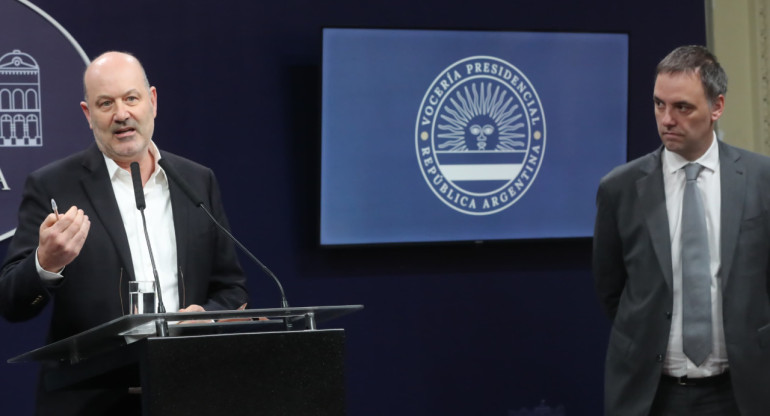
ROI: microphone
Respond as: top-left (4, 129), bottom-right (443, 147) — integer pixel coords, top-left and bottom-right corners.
top-left (158, 158), bottom-right (289, 310)
top-left (130, 162), bottom-right (169, 337)
top-left (130, 163), bottom-right (146, 210)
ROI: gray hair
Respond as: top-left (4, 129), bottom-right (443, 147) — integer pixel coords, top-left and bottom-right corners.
top-left (656, 45), bottom-right (727, 105)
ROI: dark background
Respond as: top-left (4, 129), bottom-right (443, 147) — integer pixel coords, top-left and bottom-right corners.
top-left (0, 1), bottom-right (706, 414)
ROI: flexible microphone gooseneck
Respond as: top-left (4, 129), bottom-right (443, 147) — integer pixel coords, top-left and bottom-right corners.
top-left (130, 162), bottom-right (169, 337)
top-left (158, 158), bottom-right (289, 309)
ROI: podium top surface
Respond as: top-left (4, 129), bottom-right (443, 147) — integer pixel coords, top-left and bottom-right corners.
top-left (9, 305), bottom-right (363, 364)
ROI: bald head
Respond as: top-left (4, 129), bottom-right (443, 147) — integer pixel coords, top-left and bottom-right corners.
top-left (83, 52), bottom-right (150, 102)
top-left (79, 51), bottom-right (158, 168)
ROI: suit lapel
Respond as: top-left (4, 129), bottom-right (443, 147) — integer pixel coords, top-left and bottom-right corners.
top-left (718, 141), bottom-right (745, 288)
top-left (79, 144), bottom-right (136, 283)
top-left (637, 149), bottom-right (674, 289)
top-left (161, 154), bottom-right (191, 304)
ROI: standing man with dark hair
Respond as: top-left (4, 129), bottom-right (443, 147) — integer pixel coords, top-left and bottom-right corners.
top-left (594, 45), bottom-right (770, 415)
top-left (0, 51), bottom-right (249, 415)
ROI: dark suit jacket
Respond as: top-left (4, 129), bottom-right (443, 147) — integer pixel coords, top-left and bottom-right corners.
top-left (593, 140), bottom-right (770, 416)
top-left (0, 143), bottom-right (248, 415)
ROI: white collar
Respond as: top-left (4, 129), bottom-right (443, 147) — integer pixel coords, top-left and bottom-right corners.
top-left (663, 131), bottom-right (719, 175)
top-left (103, 141), bottom-right (166, 184)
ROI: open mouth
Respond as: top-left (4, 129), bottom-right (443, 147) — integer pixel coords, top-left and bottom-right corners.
top-left (114, 126), bottom-right (136, 138)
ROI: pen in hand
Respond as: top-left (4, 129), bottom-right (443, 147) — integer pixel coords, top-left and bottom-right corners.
top-left (50, 198), bottom-right (59, 220)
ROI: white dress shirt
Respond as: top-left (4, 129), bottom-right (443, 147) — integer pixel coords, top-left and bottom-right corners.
top-left (37, 142), bottom-right (180, 313)
top-left (661, 133), bottom-right (728, 377)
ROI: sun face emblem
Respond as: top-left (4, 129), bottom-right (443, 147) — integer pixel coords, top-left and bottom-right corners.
top-left (435, 82), bottom-right (528, 153)
top-left (469, 124), bottom-right (493, 150)
top-left (415, 56), bottom-right (546, 215)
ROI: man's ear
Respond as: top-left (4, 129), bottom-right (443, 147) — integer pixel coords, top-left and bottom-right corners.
top-left (80, 101), bottom-right (93, 129)
top-left (150, 86), bottom-right (157, 117)
top-left (710, 94), bottom-right (725, 123)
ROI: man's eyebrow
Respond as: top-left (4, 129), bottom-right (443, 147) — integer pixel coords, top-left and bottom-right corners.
top-left (672, 100), bottom-right (694, 107)
top-left (652, 95), bottom-right (692, 107)
top-left (94, 89), bottom-right (143, 101)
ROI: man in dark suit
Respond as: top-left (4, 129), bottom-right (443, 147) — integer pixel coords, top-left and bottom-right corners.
top-left (594, 45), bottom-right (770, 416)
top-left (0, 52), bottom-right (248, 415)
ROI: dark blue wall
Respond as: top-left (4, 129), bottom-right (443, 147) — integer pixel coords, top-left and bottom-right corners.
top-left (0, 1), bottom-right (706, 414)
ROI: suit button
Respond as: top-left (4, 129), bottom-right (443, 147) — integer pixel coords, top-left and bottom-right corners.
top-left (665, 312), bottom-right (672, 320)
top-left (656, 354), bottom-right (664, 362)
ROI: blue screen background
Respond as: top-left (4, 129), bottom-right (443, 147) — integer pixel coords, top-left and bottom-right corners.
top-left (322, 29), bottom-right (628, 244)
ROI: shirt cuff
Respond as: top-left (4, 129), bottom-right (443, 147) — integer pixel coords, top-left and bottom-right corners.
top-left (35, 247), bottom-right (64, 283)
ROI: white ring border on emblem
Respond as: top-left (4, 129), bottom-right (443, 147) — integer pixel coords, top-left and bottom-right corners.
top-left (1, 0), bottom-right (90, 242)
top-left (415, 55), bottom-right (547, 216)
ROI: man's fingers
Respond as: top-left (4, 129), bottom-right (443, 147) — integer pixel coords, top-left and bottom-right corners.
top-left (65, 214), bottom-right (90, 254)
top-left (46, 206), bottom-right (79, 234)
top-left (179, 304), bottom-right (206, 313)
top-left (37, 206), bottom-right (90, 271)
top-left (40, 213), bottom-right (58, 230)
top-left (177, 304), bottom-right (210, 324)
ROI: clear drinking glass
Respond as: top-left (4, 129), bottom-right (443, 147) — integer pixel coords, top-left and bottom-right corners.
top-left (129, 280), bottom-right (157, 315)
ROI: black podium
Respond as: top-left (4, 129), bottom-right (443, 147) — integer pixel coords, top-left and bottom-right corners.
top-left (9, 305), bottom-right (363, 416)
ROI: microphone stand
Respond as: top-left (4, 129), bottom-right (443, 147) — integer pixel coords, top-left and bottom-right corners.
top-left (139, 208), bottom-right (170, 337)
top-left (195, 204), bottom-right (292, 330)
top-left (157, 159), bottom-right (291, 328)
top-left (131, 162), bottom-right (169, 337)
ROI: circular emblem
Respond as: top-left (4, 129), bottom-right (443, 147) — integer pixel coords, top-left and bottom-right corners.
top-left (415, 56), bottom-right (546, 215)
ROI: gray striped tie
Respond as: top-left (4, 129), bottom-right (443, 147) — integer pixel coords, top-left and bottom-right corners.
top-left (681, 162), bottom-right (712, 366)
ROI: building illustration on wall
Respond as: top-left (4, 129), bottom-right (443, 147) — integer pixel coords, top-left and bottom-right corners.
top-left (0, 50), bottom-right (43, 147)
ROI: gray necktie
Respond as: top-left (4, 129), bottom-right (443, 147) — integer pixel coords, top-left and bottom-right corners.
top-left (681, 162), bottom-right (712, 366)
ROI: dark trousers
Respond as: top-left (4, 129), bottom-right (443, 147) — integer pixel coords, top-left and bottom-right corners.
top-left (649, 373), bottom-right (740, 416)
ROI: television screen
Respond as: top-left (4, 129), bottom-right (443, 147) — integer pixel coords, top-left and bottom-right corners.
top-left (321, 28), bottom-right (628, 245)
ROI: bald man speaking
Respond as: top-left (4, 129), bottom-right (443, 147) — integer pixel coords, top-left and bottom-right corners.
top-left (0, 52), bottom-right (248, 415)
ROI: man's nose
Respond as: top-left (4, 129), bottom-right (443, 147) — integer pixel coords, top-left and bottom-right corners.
top-left (661, 108), bottom-right (676, 126)
top-left (113, 101), bottom-right (130, 122)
